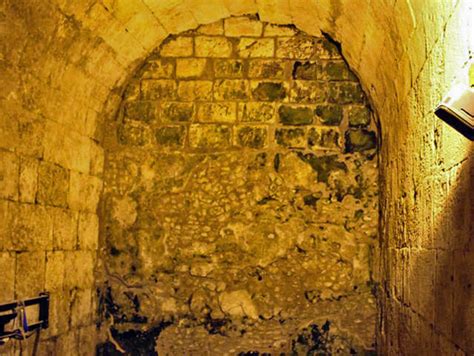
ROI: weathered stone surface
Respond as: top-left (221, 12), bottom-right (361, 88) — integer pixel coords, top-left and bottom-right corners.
top-left (141, 59), bottom-right (174, 79)
top-left (176, 58), bottom-right (207, 78)
top-left (197, 21), bottom-right (224, 35)
top-left (235, 126), bottom-right (268, 148)
top-left (188, 124), bottom-right (231, 149)
top-left (275, 127), bottom-right (306, 148)
top-left (291, 81), bottom-right (327, 103)
top-left (16, 252), bottom-right (45, 298)
top-left (238, 38), bottom-right (274, 58)
top-left (124, 101), bottom-right (157, 122)
top-left (141, 80), bottom-right (177, 100)
top-left (162, 102), bottom-right (194, 122)
top-left (0, 252), bottom-right (15, 302)
top-left (214, 59), bottom-right (245, 78)
top-left (321, 60), bottom-right (357, 81)
top-left (239, 102), bottom-right (275, 123)
top-left (197, 102), bottom-right (237, 123)
top-left (117, 121), bottom-right (152, 146)
top-left (278, 105), bottom-right (314, 125)
top-left (78, 213), bottom-right (99, 250)
top-left (347, 106), bottom-right (371, 127)
top-left (264, 24), bottom-right (298, 37)
top-left (37, 162), bottom-right (69, 208)
top-left (178, 81), bottom-right (213, 101)
top-left (195, 36), bottom-right (233, 57)
top-left (52, 207), bottom-right (78, 250)
top-left (276, 36), bottom-right (319, 59)
top-left (214, 79), bottom-right (250, 100)
top-left (308, 127), bottom-right (341, 149)
top-left (0, 151), bottom-right (19, 201)
top-left (155, 126), bottom-right (186, 148)
top-left (251, 81), bottom-right (287, 101)
top-left (345, 129), bottom-right (377, 152)
top-left (160, 37), bottom-right (193, 57)
top-left (219, 290), bottom-right (259, 319)
top-left (315, 105), bottom-right (343, 126)
top-left (328, 83), bottom-right (365, 104)
top-left (292, 61), bottom-right (319, 80)
top-left (249, 59), bottom-right (287, 78)
top-left (225, 17), bottom-right (263, 37)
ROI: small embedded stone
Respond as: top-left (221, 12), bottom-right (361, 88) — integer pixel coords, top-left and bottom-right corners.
top-left (278, 105), bottom-right (313, 125)
top-left (236, 126), bottom-right (267, 149)
top-left (275, 128), bottom-right (306, 148)
top-left (315, 105), bottom-right (343, 126)
top-left (345, 129), bottom-right (377, 152)
top-left (155, 126), bottom-right (186, 148)
top-left (252, 82), bottom-right (287, 101)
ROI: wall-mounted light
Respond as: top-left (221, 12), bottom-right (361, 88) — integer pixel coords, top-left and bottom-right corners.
top-left (435, 62), bottom-right (474, 140)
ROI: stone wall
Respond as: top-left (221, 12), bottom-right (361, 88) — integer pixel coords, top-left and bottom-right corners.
top-left (101, 17), bottom-right (379, 354)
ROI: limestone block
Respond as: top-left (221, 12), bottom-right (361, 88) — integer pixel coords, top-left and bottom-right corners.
top-left (195, 36), bottom-right (233, 57)
top-left (197, 103), bottom-right (237, 123)
top-left (160, 36), bottom-right (194, 57)
top-left (54, 331), bottom-right (78, 355)
top-left (308, 127), bottom-right (341, 150)
top-left (291, 81), bottom-right (328, 103)
top-left (292, 61), bottom-right (319, 80)
top-left (213, 79), bottom-right (250, 100)
top-left (77, 325), bottom-right (98, 356)
top-left (52, 207), bottom-right (78, 251)
top-left (0, 252), bottom-right (15, 302)
top-left (68, 171), bottom-right (102, 213)
top-left (15, 251), bottom-right (46, 299)
top-left (251, 81), bottom-right (288, 101)
top-left (278, 105), bottom-right (314, 125)
top-left (235, 126), bottom-right (268, 149)
top-left (214, 59), bottom-right (245, 78)
top-left (238, 102), bottom-right (275, 123)
top-left (176, 58), bottom-right (207, 78)
top-left (189, 124), bottom-right (231, 150)
top-left (37, 161), bottom-right (69, 208)
top-left (224, 16), bottom-right (263, 37)
top-left (19, 157), bottom-right (39, 203)
top-left (177, 81), bottom-right (213, 101)
top-left (155, 126), bottom-right (187, 148)
top-left (345, 129), bottom-right (377, 152)
top-left (197, 20), bottom-right (224, 35)
top-left (237, 38), bottom-right (274, 58)
top-left (275, 127), bottom-right (306, 148)
top-left (248, 59), bottom-right (287, 79)
top-left (70, 288), bottom-right (92, 327)
top-left (162, 102), bottom-right (194, 122)
top-left (142, 59), bottom-right (175, 79)
top-left (124, 101), bottom-right (158, 123)
top-left (315, 105), bottom-right (343, 126)
top-left (117, 121), bottom-right (153, 147)
top-left (264, 24), bottom-right (298, 37)
top-left (321, 60), bottom-right (357, 81)
top-left (141, 79), bottom-right (177, 100)
top-left (347, 106), bottom-right (371, 127)
top-left (64, 251), bottom-right (94, 289)
top-left (0, 151), bottom-right (19, 200)
top-left (45, 251), bottom-right (65, 291)
top-left (328, 82), bottom-right (365, 104)
top-left (78, 213), bottom-right (99, 251)
top-left (276, 36), bottom-right (319, 59)
top-left (46, 291), bottom-right (70, 337)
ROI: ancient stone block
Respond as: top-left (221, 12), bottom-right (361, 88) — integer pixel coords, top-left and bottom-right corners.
top-left (315, 105), bottom-right (344, 126)
top-left (251, 81), bottom-right (288, 101)
top-left (70, 288), bottom-right (92, 327)
top-left (321, 60), bottom-right (357, 81)
top-left (141, 80), bottom-right (177, 100)
top-left (160, 37), bottom-right (193, 57)
top-left (176, 58), bottom-right (207, 78)
top-left (177, 81), bottom-right (213, 101)
top-left (248, 59), bottom-right (287, 79)
top-left (16, 251), bottom-right (45, 299)
top-left (52, 207), bottom-right (78, 250)
top-left (214, 59), bottom-right (245, 78)
top-left (347, 106), bottom-right (371, 127)
top-left (345, 129), bottom-right (377, 152)
top-left (117, 122), bottom-right (152, 147)
top-left (37, 162), bottom-right (69, 208)
top-left (292, 61), bottom-right (319, 80)
top-left (276, 36), bottom-right (319, 59)
top-left (197, 103), bottom-right (237, 123)
top-left (162, 102), bottom-right (194, 122)
top-left (155, 126), bottom-right (186, 148)
top-left (224, 17), bottom-right (263, 37)
top-left (235, 126), bottom-right (268, 148)
top-left (18, 158), bottom-right (37, 203)
top-left (68, 171), bottom-right (102, 213)
top-left (64, 251), bottom-right (94, 289)
top-left (238, 102), bottom-right (275, 123)
top-left (291, 81), bottom-right (327, 103)
top-left (308, 127), bottom-right (341, 149)
top-left (264, 24), bottom-right (297, 37)
top-left (328, 82), bottom-right (365, 104)
top-left (279, 105), bottom-right (314, 125)
top-left (189, 125), bottom-right (231, 150)
top-left (238, 38), bottom-right (274, 58)
top-left (275, 127), bottom-right (306, 148)
top-left (0, 151), bottom-right (18, 200)
top-left (197, 21), bottom-right (224, 35)
top-left (78, 213), bottom-right (99, 250)
top-left (315, 38), bottom-right (341, 59)
top-left (45, 251), bottom-right (65, 291)
top-left (141, 59), bottom-right (174, 79)
top-left (0, 252), bottom-right (15, 302)
top-left (124, 101), bottom-right (158, 122)
top-left (195, 36), bottom-right (233, 57)
top-left (214, 79), bottom-right (249, 100)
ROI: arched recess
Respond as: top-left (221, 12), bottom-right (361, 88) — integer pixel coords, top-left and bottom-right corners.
top-left (99, 16), bottom-right (380, 354)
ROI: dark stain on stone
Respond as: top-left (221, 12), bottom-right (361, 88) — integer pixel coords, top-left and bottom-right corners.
top-left (297, 152), bottom-right (347, 183)
top-left (252, 82), bottom-right (287, 101)
top-left (345, 129), bottom-right (377, 152)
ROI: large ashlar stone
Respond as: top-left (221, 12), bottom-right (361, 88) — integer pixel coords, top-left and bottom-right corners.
top-left (195, 36), bottom-right (233, 57)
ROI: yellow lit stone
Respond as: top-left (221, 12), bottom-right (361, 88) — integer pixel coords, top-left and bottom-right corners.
top-left (176, 58), bottom-right (207, 78)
